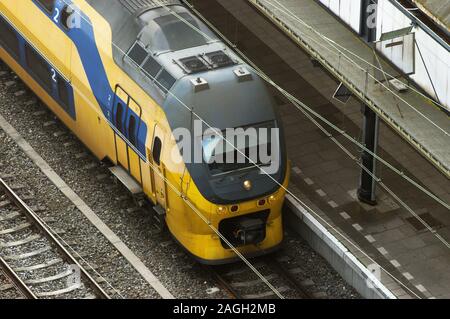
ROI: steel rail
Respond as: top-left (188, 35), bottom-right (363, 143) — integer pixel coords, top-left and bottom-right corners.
top-left (0, 178), bottom-right (111, 299)
top-left (0, 256), bottom-right (37, 299)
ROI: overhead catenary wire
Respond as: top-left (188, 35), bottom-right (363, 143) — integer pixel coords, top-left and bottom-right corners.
top-left (140, 0), bottom-right (449, 297)
top-left (48, 0), bottom-right (381, 299)
top-left (175, 0), bottom-right (450, 210)
top-left (46, 0), bottom-right (287, 299)
top-left (0, 24), bottom-right (127, 302)
top-left (176, 0), bottom-right (450, 249)
top-left (203, 0), bottom-right (449, 138)
top-left (363, 0), bottom-right (445, 105)
top-left (304, 0), bottom-right (449, 107)
top-left (129, 0), bottom-right (431, 297)
top-left (163, 0), bottom-right (450, 242)
top-left (244, 0), bottom-right (450, 208)
top-left (39, 73), bottom-right (286, 298)
top-left (1, 1), bottom-right (283, 299)
top-left (47, 0), bottom-right (441, 298)
top-left (369, 0), bottom-right (450, 48)
top-left (150, 0), bottom-right (450, 296)
top-left (289, 96), bottom-right (450, 250)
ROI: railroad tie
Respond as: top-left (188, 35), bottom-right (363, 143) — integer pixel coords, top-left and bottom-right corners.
top-left (0, 222), bottom-right (31, 235)
top-left (3, 246), bottom-right (52, 261)
top-left (0, 234), bottom-right (41, 248)
top-left (0, 211), bottom-right (20, 222)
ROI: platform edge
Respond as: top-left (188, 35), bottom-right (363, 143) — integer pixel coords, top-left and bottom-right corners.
top-left (285, 194), bottom-right (397, 299)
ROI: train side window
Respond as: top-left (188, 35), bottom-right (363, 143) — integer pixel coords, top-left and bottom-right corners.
top-left (0, 17), bottom-right (19, 59)
top-left (128, 43), bottom-right (148, 66)
top-left (36, 0), bottom-right (55, 13)
top-left (156, 70), bottom-right (176, 93)
top-left (57, 76), bottom-right (70, 111)
top-left (116, 103), bottom-right (124, 133)
top-left (25, 44), bottom-right (52, 92)
top-left (152, 137), bottom-right (162, 166)
top-left (128, 116), bottom-right (137, 147)
top-left (142, 56), bottom-right (162, 79)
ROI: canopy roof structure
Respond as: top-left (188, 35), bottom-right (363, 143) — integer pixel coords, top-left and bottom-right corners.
top-left (412, 0), bottom-right (450, 32)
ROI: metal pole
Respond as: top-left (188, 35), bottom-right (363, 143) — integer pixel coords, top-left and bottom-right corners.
top-left (358, 104), bottom-right (379, 205)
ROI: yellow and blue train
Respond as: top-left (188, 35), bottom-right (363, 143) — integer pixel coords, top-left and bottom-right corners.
top-left (0, 0), bottom-right (289, 264)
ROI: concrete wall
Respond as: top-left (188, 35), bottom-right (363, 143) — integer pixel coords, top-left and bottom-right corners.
top-left (318, 0), bottom-right (362, 32)
top-left (285, 195), bottom-right (396, 299)
top-left (377, 0), bottom-right (450, 111)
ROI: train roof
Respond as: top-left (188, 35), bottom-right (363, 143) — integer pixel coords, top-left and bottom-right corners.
top-left (86, 0), bottom-right (276, 130)
top-left (85, 0), bottom-right (286, 203)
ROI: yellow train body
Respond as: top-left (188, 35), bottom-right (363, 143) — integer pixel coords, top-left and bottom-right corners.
top-left (0, 0), bottom-right (289, 264)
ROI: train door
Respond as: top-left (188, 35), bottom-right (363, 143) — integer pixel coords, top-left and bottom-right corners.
top-left (151, 124), bottom-right (167, 209)
top-left (112, 86), bottom-right (143, 184)
top-left (112, 86), bottom-right (129, 171)
top-left (126, 99), bottom-right (143, 184)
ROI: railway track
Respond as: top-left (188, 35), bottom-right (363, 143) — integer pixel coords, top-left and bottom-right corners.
top-left (209, 252), bottom-right (326, 299)
top-left (0, 256), bottom-right (36, 299)
top-left (0, 177), bottom-right (110, 299)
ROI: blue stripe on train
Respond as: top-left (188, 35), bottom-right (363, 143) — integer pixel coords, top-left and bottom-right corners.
top-left (33, 0), bottom-right (147, 158)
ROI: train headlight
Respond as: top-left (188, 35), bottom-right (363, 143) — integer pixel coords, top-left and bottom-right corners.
top-left (243, 180), bottom-right (252, 191)
top-left (217, 206), bottom-right (227, 214)
top-left (268, 195), bottom-right (276, 203)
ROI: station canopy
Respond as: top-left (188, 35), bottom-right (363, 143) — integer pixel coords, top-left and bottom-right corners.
top-left (412, 0), bottom-right (450, 32)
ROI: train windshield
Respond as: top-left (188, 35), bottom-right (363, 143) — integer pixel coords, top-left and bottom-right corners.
top-left (202, 121), bottom-right (278, 176)
top-left (139, 6), bottom-right (218, 53)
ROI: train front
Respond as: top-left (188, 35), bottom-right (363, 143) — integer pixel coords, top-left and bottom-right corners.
top-left (164, 58), bottom-right (289, 264)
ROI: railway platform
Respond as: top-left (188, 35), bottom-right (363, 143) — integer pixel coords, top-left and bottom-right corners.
top-left (190, 0), bottom-right (450, 299)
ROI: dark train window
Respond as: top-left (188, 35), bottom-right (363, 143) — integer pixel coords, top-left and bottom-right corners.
top-left (36, 0), bottom-right (55, 13)
top-left (156, 70), bottom-right (176, 93)
top-left (57, 76), bottom-right (70, 111)
top-left (128, 43), bottom-right (147, 66)
top-left (25, 44), bottom-right (52, 92)
top-left (115, 103), bottom-right (124, 133)
top-left (142, 56), bottom-right (162, 79)
top-left (152, 137), bottom-right (162, 166)
top-left (128, 116), bottom-right (137, 146)
top-left (0, 17), bottom-right (19, 59)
